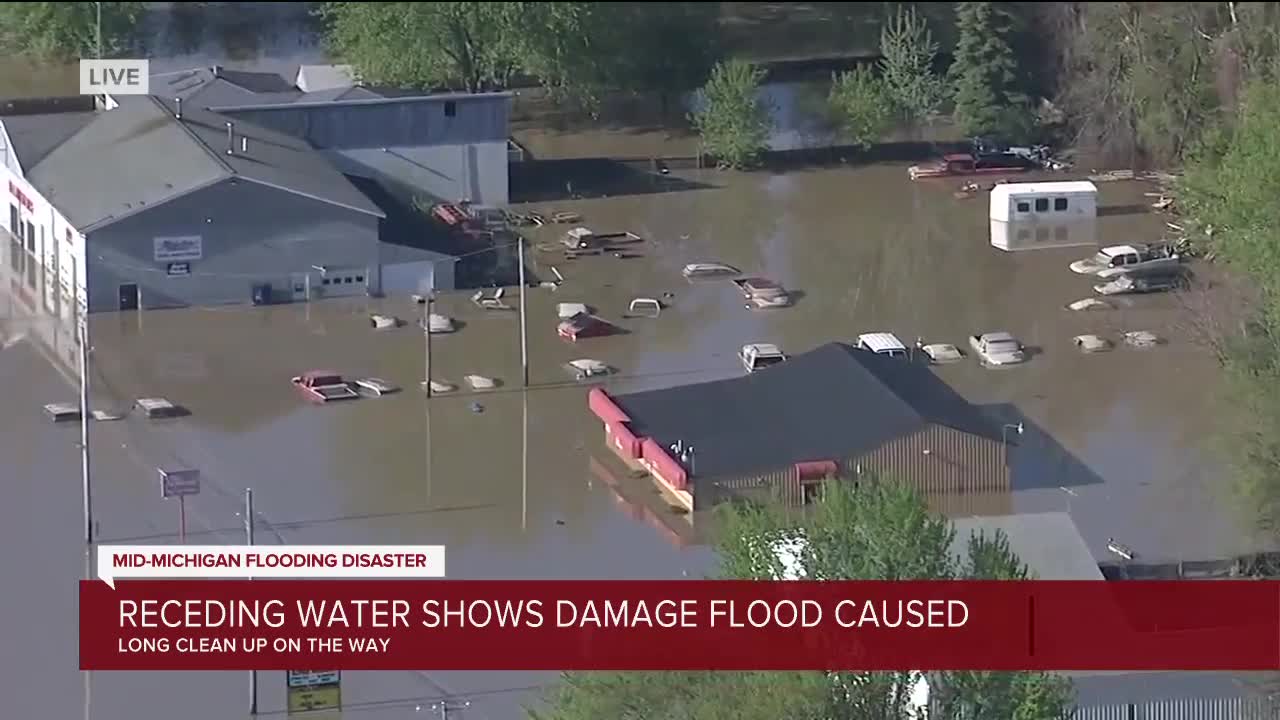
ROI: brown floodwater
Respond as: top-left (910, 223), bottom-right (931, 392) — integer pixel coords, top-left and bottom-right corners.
top-left (0, 162), bottom-right (1262, 719)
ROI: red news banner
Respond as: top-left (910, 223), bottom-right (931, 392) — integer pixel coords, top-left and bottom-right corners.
top-left (81, 580), bottom-right (1280, 671)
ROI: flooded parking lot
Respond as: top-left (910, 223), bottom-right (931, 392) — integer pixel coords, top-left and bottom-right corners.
top-left (0, 161), bottom-right (1260, 719)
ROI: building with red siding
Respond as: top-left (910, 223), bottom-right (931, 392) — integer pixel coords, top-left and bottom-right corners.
top-left (588, 342), bottom-right (1013, 514)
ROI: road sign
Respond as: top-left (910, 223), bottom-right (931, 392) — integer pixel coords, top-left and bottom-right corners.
top-left (287, 671), bottom-right (341, 713)
top-left (159, 468), bottom-right (200, 498)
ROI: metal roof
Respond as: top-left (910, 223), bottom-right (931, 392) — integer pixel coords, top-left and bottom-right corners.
top-left (610, 342), bottom-right (1004, 479)
top-left (23, 95), bottom-right (382, 232)
top-left (0, 110), bottom-right (96, 169)
top-left (950, 512), bottom-right (1103, 580)
top-left (991, 180), bottom-right (1098, 198)
top-left (1099, 244), bottom-right (1147, 256)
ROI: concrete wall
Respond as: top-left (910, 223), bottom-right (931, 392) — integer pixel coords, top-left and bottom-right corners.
top-left (329, 142), bottom-right (509, 206)
top-left (1, 159), bottom-right (88, 312)
top-left (84, 178), bottom-right (380, 311)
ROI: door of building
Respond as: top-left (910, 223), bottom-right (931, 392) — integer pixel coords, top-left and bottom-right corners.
top-left (290, 272), bottom-right (312, 302)
top-left (24, 221), bottom-right (34, 253)
top-left (118, 283), bottom-right (139, 310)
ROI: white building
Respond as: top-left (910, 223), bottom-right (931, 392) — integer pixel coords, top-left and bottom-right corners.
top-left (990, 217), bottom-right (1099, 252)
top-left (990, 181), bottom-right (1098, 223)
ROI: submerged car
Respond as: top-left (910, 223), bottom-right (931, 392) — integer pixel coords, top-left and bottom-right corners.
top-left (921, 343), bottom-right (964, 364)
top-left (969, 332), bottom-right (1026, 366)
top-left (682, 262), bottom-right (741, 279)
top-left (1094, 269), bottom-right (1190, 296)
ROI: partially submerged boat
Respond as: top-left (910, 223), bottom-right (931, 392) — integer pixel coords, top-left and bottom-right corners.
top-left (682, 262), bottom-right (741, 279)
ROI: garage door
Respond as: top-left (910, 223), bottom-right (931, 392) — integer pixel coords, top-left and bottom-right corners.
top-left (316, 268), bottom-right (368, 298)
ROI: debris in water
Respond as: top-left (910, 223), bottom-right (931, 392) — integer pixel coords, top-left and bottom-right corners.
top-left (1067, 298), bottom-right (1112, 312)
top-left (470, 402), bottom-right (484, 414)
top-left (43, 403), bottom-right (80, 422)
top-left (1123, 330), bottom-right (1161, 348)
top-left (555, 519), bottom-right (565, 526)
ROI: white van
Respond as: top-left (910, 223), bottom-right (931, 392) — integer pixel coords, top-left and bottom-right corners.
top-left (740, 343), bottom-right (787, 373)
top-left (856, 333), bottom-right (908, 359)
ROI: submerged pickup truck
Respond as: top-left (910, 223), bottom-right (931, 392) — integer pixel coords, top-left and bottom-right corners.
top-left (292, 371), bottom-right (359, 403)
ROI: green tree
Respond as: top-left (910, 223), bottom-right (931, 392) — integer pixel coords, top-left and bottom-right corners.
top-left (879, 5), bottom-right (946, 129)
top-left (603, 3), bottom-right (724, 116)
top-left (319, 2), bottom-right (606, 97)
top-left (827, 66), bottom-right (896, 150)
top-left (948, 2), bottom-right (1034, 140)
top-left (1180, 79), bottom-right (1280, 532)
top-left (691, 59), bottom-right (773, 169)
top-left (538, 480), bottom-right (1074, 720)
top-left (0, 1), bottom-right (143, 60)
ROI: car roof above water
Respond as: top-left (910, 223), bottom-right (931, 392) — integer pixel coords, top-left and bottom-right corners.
top-left (856, 333), bottom-right (907, 353)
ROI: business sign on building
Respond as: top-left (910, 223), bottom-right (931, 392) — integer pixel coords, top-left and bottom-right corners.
top-left (166, 262), bottom-right (191, 276)
top-left (154, 236), bottom-right (202, 262)
top-left (80, 59), bottom-right (150, 95)
top-left (286, 671), bottom-right (341, 714)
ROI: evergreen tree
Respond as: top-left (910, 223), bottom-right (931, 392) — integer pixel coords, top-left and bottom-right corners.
top-left (948, 2), bottom-right (1034, 140)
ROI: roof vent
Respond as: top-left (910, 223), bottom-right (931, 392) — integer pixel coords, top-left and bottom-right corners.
top-left (225, 121), bottom-right (234, 155)
top-left (241, 136), bottom-right (247, 153)
top-left (174, 96), bottom-right (182, 119)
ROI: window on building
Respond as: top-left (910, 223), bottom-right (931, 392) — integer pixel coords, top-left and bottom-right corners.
top-left (1054, 197), bottom-right (1069, 211)
top-left (343, 277), bottom-right (352, 284)
top-left (1034, 198), bottom-right (1049, 212)
top-left (322, 278), bottom-right (331, 285)
top-left (355, 275), bottom-right (364, 283)
top-left (1055, 226), bottom-right (1069, 242)
top-left (1035, 227), bottom-right (1050, 243)
top-left (1016, 228), bottom-right (1031, 243)
top-left (1016, 201), bottom-right (1030, 213)
top-left (444, 101), bottom-right (457, 118)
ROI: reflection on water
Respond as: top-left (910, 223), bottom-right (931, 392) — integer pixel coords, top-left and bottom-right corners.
top-left (992, 218), bottom-right (1099, 252)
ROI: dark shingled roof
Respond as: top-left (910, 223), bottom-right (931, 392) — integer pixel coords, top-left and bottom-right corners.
top-left (611, 342), bottom-right (1003, 479)
top-left (1, 110), bottom-right (96, 169)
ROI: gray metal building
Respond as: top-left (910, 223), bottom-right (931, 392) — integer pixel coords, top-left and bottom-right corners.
top-left (211, 92), bottom-right (513, 207)
top-left (1, 94), bottom-right (405, 312)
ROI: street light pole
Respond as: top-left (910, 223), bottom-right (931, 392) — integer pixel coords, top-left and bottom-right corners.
top-left (95, 2), bottom-right (102, 59)
top-left (245, 488), bottom-right (258, 715)
top-left (79, 315), bottom-right (93, 545)
top-left (423, 292), bottom-right (433, 398)
top-left (517, 236), bottom-right (528, 387)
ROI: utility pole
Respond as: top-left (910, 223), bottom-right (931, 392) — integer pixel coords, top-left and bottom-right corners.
top-left (245, 488), bottom-right (258, 715)
top-left (521, 390), bottom-right (528, 531)
top-left (95, 2), bottom-right (102, 59)
top-left (517, 236), bottom-right (528, 387)
top-left (434, 699), bottom-right (470, 720)
top-left (79, 316), bottom-right (93, 545)
top-left (423, 292), bottom-right (433, 398)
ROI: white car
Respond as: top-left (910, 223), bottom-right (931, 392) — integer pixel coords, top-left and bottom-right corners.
top-left (740, 343), bottom-right (787, 373)
top-left (969, 332), bottom-right (1026, 366)
top-left (856, 332), bottom-right (908, 359)
top-left (566, 358), bottom-right (613, 381)
top-left (921, 343), bottom-right (964, 364)
top-left (1073, 335), bottom-right (1113, 353)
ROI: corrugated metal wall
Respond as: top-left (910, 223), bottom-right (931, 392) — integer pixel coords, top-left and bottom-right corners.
top-left (704, 424), bottom-right (1011, 513)
top-left (852, 424), bottom-right (1009, 496)
top-left (220, 96), bottom-right (511, 150)
top-left (1072, 697), bottom-right (1279, 720)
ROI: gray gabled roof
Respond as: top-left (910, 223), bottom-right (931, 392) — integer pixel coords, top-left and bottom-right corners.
top-left (25, 95), bottom-right (382, 232)
top-left (1, 110), bottom-right (96, 170)
top-left (151, 66), bottom-right (299, 107)
top-left (950, 512), bottom-right (1103, 580)
top-left (610, 342), bottom-right (1003, 479)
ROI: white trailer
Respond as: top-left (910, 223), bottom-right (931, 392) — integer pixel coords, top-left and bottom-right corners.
top-left (989, 181), bottom-right (1098, 222)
